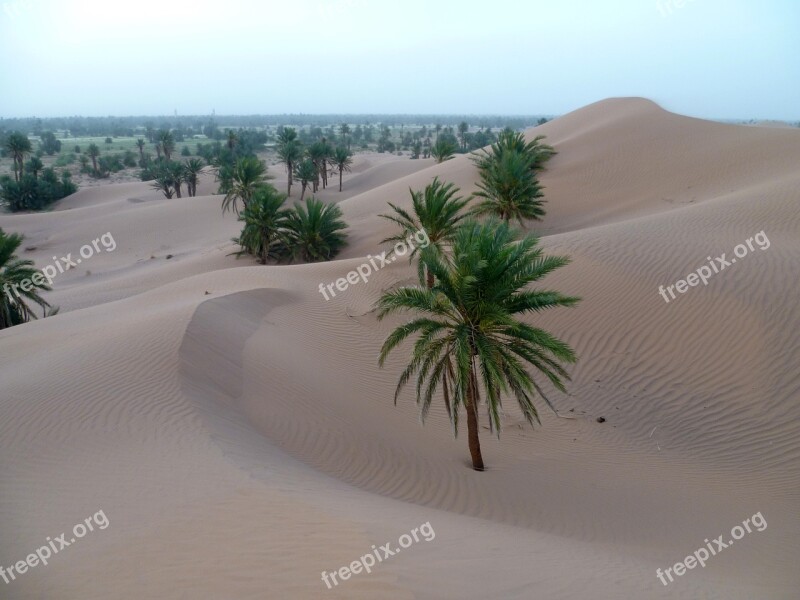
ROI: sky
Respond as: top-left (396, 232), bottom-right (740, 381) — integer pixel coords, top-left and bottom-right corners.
top-left (0, 0), bottom-right (798, 120)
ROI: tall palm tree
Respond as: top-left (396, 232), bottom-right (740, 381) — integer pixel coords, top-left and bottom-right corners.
top-left (430, 138), bottom-right (456, 163)
top-left (0, 229), bottom-right (53, 329)
top-left (236, 185), bottom-right (290, 264)
top-left (331, 146), bottom-right (353, 192)
top-left (86, 143), bottom-right (100, 174)
top-left (376, 219), bottom-right (579, 470)
top-left (306, 142), bottom-right (328, 193)
top-left (283, 197), bottom-right (348, 262)
top-left (379, 177), bottom-right (470, 288)
top-left (339, 123), bottom-right (351, 149)
top-left (472, 150), bottom-right (545, 225)
top-left (226, 129), bottom-right (238, 151)
top-left (276, 128), bottom-right (302, 196)
top-left (183, 158), bottom-right (204, 197)
top-left (158, 130), bottom-right (175, 161)
top-left (136, 138), bottom-right (146, 163)
top-left (457, 121), bottom-right (469, 151)
top-left (5, 132), bottom-right (32, 182)
top-left (168, 161), bottom-right (184, 198)
top-left (295, 158), bottom-right (316, 201)
top-left (221, 156), bottom-right (270, 214)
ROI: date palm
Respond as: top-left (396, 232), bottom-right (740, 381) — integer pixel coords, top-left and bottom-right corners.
top-left (5, 132), bottom-right (32, 182)
top-left (473, 129), bottom-right (556, 172)
top-left (331, 146), bottom-right (353, 192)
top-left (158, 130), bottom-right (175, 161)
top-left (0, 229), bottom-right (53, 329)
top-left (276, 128), bottom-right (302, 196)
top-left (236, 185), bottom-right (290, 264)
top-left (295, 158), bottom-right (316, 201)
top-left (376, 219), bottom-right (579, 470)
top-left (472, 149), bottom-right (545, 225)
top-left (136, 138), bottom-right (145, 163)
top-left (86, 143), bottom-right (100, 174)
top-left (221, 156), bottom-right (270, 215)
top-left (379, 177), bottom-right (470, 288)
top-left (430, 138), bottom-right (456, 163)
top-left (183, 158), bottom-right (204, 197)
top-left (283, 197), bottom-right (347, 262)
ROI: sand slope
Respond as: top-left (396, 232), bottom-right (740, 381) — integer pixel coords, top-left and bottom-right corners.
top-left (1, 98), bottom-right (798, 599)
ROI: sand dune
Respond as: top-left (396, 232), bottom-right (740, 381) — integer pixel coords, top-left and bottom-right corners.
top-left (1, 98), bottom-right (798, 599)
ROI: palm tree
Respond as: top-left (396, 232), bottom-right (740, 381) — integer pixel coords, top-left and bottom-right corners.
top-left (25, 156), bottom-right (44, 180)
top-left (472, 150), bottom-right (545, 225)
top-left (5, 132), bottom-right (32, 182)
top-left (276, 128), bottom-right (302, 196)
top-left (86, 143), bottom-right (100, 174)
top-left (136, 138), bottom-right (145, 163)
top-left (473, 129), bottom-right (556, 173)
top-left (183, 158), bottom-right (204, 197)
top-left (331, 146), bottom-right (353, 192)
top-left (430, 138), bottom-right (456, 163)
top-left (295, 159), bottom-right (316, 201)
top-left (457, 121), bottom-right (469, 151)
top-left (158, 130), bottom-right (175, 161)
top-left (0, 229), bottom-right (53, 329)
top-left (283, 197), bottom-right (348, 262)
top-left (339, 123), bottom-right (351, 149)
top-left (226, 129), bottom-right (238, 152)
top-left (150, 171), bottom-right (174, 199)
top-left (221, 156), bottom-right (270, 214)
top-left (306, 142), bottom-right (328, 193)
top-left (236, 185), bottom-right (290, 264)
top-left (168, 161), bottom-right (184, 198)
top-left (380, 177), bottom-right (470, 288)
top-left (376, 219), bottom-right (579, 470)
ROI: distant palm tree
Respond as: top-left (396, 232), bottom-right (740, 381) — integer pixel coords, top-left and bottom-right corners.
top-left (458, 121), bottom-right (469, 151)
top-left (226, 129), bottom-right (238, 151)
top-left (136, 138), bottom-right (145, 163)
top-left (0, 229), bottom-right (53, 329)
top-left (158, 130), bottom-right (175, 161)
top-left (306, 142), bottom-right (328, 193)
top-left (276, 128), bottom-right (303, 196)
top-left (221, 156), bottom-right (270, 214)
top-left (339, 123), bottom-right (351, 149)
top-left (430, 138), bottom-right (456, 163)
top-left (5, 132), bottom-right (32, 182)
top-left (236, 185), bottom-right (291, 264)
top-left (168, 161), bottom-right (184, 198)
top-left (183, 158), bottom-right (204, 197)
top-left (331, 146), bottom-right (353, 192)
top-left (380, 177), bottom-right (470, 288)
top-left (472, 150), bottom-right (545, 225)
top-left (295, 159), bottom-right (316, 201)
top-left (25, 156), bottom-right (43, 179)
top-left (376, 219), bottom-right (579, 470)
top-left (86, 143), bottom-right (100, 174)
top-left (283, 197), bottom-right (348, 262)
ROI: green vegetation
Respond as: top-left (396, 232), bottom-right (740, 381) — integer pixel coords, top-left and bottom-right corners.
top-left (380, 178), bottom-right (470, 288)
top-left (221, 156), bottom-right (270, 214)
top-left (235, 186), bottom-right (291, 264)
top-left (376, 219), bottom-right (579, 470)
top-left (0, 229), bottom-right (56, 329)
top-left (282, 197), bottom-right (348, 262)
top-left (430, 137), bottom-right (456, 163)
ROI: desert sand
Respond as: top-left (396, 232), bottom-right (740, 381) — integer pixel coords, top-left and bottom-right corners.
top-left (0, 98), bottom-right (798, 599)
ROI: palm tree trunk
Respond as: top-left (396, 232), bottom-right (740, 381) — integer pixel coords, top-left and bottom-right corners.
top-left (426, 269), bottom-right (434, 289)
top-left (300, 184), bottom-right (307, 202)
top-left (287, 164), bottom-right (293, 196)
top-left (339, 169), bottom-right (343, 192)
top-left (465, 365), bottom-right (484, 471)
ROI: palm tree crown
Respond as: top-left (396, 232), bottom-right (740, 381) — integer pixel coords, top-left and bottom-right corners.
top-left (0, 229), bottom-right (53, 329)
top-left (472, 149), bottom-right (545, 225)
top-left (379, 177), bottom-right (470, 287)
top-left (221, 156), bottom-right (270, 215)
top-left (376, 218), bottom-right (579, 470)
top-left (283, 197), bottom-right (347, 262)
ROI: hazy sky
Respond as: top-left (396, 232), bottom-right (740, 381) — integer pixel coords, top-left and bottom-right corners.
top-left (1, 0), bottom-right (798, 120)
